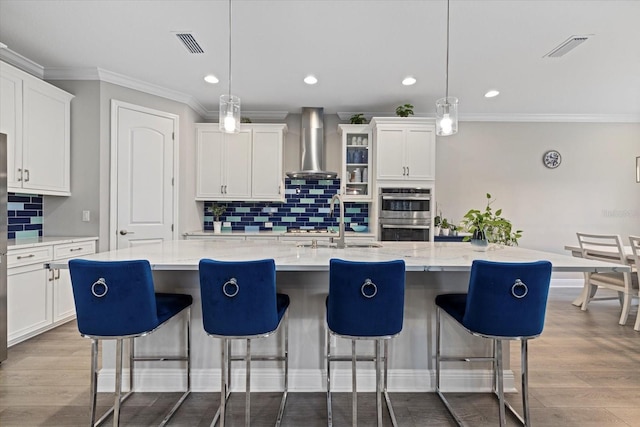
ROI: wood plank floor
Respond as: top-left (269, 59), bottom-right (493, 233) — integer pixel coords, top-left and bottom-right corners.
top-left (2, 288), bottom-right (640, 426)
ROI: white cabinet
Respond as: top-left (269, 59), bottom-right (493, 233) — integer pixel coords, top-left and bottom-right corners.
top-left (372, 117), bottom-right (436, 182)
top-left (7, 238), bottom-right (97, 346)
top-left (195, 123), bottom-right (287, 201)
top-left (338, 124), bottom-right (372, 201)
top-left (251, 124), bottom-right (287, 201)
top-left (196, 125), bottom-right (252, 200)
top-left (7, 246), bottom-right (53, 346)
top-left (0, 61), bottom-right (73, 196)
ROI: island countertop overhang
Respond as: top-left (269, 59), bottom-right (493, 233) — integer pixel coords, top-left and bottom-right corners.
top-left (48, 240), bottom-right (627, 273)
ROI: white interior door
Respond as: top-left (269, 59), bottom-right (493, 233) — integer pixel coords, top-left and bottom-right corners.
top-left (111, 101), bottom-right (178, 249)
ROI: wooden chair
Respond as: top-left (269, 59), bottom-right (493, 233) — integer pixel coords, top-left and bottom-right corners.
top-left (627, 236), bottom-right (640, 331)
top-left (576, 233), bottom-right (637, 325)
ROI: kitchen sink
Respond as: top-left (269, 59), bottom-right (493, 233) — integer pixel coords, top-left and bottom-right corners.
top-left (296, 242), bottom-right (382, 249)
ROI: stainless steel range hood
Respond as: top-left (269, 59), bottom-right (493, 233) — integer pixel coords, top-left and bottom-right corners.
top-left (286, 107), bottom-right (337, 179)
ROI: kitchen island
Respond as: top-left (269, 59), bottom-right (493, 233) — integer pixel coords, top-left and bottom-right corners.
top-left (50, 239), bottom-right (627, 394)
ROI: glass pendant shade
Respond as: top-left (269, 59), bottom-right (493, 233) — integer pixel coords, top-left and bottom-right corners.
top-left (219, 94), bottom-right (241, 134)
top-left (436, 96), bottom-right (458, 136)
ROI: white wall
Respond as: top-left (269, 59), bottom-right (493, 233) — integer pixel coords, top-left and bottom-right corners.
top-left (434, 121), bottom-right (640, 254)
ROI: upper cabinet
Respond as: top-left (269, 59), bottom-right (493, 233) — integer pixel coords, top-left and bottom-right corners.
top-left (0, 61), bottom-right (73, 196)
top-left (371, 117), bottom-right (435, 182)
top-left (338, 124), bottom-right (373, 201)
top-left (251, 124), bottom-right (287, 201)
top-left (195, 123), bottom-right (287, 201)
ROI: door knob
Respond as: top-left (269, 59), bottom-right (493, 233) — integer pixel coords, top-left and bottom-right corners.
top-left (119, 230), bottom-right (135, 235)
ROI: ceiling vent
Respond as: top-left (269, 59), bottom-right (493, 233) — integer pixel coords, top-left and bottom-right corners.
top-left (175, 33), bottom-right (204, 54)
top-left (543, 35), bottom-right (591, 58)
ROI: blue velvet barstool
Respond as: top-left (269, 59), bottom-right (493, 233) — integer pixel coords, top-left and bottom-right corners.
top-left (326, 258), bottom-right (406, 427)
top-left (199, 258), bottom-right (290, 427)
top-left (435, 260), bottom-right (552, 427)
top-left (68, 259), bottom-right (193, 427)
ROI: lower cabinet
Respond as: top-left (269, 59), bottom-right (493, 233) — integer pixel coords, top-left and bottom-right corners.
top-left (7, 238), bottom-right (97, 346)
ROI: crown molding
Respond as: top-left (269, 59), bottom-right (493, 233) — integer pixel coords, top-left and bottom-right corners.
top-left (338, 111), bottom-right (639, 123)
top-left (0, 47), bottom-right (44, 78)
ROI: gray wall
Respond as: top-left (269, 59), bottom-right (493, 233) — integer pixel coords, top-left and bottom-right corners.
top-left (43, 80), bottom-right (203, 252)
top-left (434, 121), bottom-right (640, 254)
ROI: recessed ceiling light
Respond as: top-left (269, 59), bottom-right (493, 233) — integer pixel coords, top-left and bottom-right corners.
top-left (204, 74), bottom-right (219, 84)
top-left (402, 76), bottom-right (417, 86)
top-left (304, 75), bottom-right (318, 85)
top-left (484, 90), bottom-right (500, 98)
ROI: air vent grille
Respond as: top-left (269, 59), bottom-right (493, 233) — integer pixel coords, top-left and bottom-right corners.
top-left (175, 33), bottom-right (204, 54)
top-left (544, 35), bottom-right (591, 58)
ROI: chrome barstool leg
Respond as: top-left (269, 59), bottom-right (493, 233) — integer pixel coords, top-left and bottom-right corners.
top-left (326, 327), bottom-right (333, 427)
top-left (218, 338), bottom-right (228, 427)
top-left (375, 339), bottom-right (383, 427)
top-left (382, 340), bottom-right (398, 427)
top-left (496, 339), bottom-right (506, 427)
top-left (275, 310), bottom-right (289, 427)
top-left (351, 339), bottom-right (357, 427)
top-left (90, 339), bottom-right (98, 427)
top-left (246, 338), bottom-right (251, 427)
top-left (521, 339), bottom-right (531, 426)
top-left (114, 338), bottom-right (123, 427)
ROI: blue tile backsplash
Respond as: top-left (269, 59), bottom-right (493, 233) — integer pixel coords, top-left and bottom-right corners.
top-left (8, 193), bottom-right (43, 239)
top-left (203, 179), bottom-right (370, 232)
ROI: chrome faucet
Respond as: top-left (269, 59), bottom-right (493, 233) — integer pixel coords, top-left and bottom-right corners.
top-left (329, 193), bottom-right (346, 249)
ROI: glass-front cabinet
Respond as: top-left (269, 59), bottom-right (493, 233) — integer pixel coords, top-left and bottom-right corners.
top-left (338, 124), bottom-right (372, 201)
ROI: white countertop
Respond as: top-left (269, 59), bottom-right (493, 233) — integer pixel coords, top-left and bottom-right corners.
top-left (8, 236), bottom-right (98, 250)
top-left (49, 239), bottom-right (627, 273)
top-left (184, 230), bottom-right (377, 239)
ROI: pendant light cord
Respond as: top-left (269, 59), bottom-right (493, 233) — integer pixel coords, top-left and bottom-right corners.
top-left (445, 0), bottom-right (450, 100)
top-left (228, 0), bottom-right (232, 97)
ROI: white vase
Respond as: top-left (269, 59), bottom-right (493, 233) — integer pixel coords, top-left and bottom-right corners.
top-left (434, 226), bottom-right (441, 236)
top-left (213, 221), bottom-right (222, 234)
top-left (441, 228), bottom-right (450, 236)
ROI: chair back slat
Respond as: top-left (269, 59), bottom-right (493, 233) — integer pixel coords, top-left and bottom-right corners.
top-left (199, 258), bottom-right (278, 336)
top-left (328, 258), bottom-right (405, 337)
top-left (463, 260), bottom-right (552, 337)
top-left (628, 235), bottom-right (640, 266)
top-left (69, 259), bottom-right (159, 337)
top-left (576, 233), bottom-right (627, 264)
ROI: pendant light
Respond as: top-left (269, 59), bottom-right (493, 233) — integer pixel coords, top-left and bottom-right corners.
top-left (219, 0), bottom-right (240, 134)
top-left (436, 0), bottom-right (458, 136)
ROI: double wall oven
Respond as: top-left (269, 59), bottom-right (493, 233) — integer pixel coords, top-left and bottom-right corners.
top-left (379, 187), bottom-right (431, 241)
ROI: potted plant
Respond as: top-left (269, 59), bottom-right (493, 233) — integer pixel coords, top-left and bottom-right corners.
top-left (460, 193), bottom-right (522, 250)
top-left (433, 214), bottom-right (442, 237)
top-left (209, 203), bottom-right (227, 233)
top-left (395, 104), bottom-right (414, 117)
top-left (349, 113), bottom-right (367, 124)
top-left (440, 218), bottom-right (450, 236)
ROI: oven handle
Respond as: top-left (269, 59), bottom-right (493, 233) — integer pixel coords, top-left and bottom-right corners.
top-left (381, 195), bottom-right (431, 201)
top-left (381, 224), bottom-right (430, 229)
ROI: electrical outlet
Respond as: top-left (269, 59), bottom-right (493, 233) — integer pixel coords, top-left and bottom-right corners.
top-left (82, 210), bottom-right (90, 222)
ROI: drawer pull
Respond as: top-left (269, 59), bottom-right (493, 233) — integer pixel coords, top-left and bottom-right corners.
top-left (69, 247), bottom-right (84, 252)
top-left (17, 254), bottom-right (35, 260)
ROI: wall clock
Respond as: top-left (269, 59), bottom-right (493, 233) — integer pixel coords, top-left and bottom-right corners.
top-left (543, 150), bottom-right (561, 169)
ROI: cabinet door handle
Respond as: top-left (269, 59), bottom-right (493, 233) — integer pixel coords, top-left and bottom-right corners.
top-left (49, 268), bottom-right (55, 282)
top-left (278, 185), bottom-right (281, 195)
top-left (17, 168), bottom-right (22, 181)
top-left (221, 185), bottom-right (224, 194)
top-left (224, 185), bottom-right (227, 194)
top-left (119, 230), bottom-right (134, 235)
top-left (402, 166), bottom-right (406, 176)
top-left (24, 169), bottom-right (30, 182)
top-left (55, 269), bottom-right (61, 280)
top-left (17, 254), bottom-right (35, 259)
top-left (406, 166), bottom-right (410, 176)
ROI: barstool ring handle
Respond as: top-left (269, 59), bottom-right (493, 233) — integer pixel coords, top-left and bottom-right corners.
top-left (511, 279), bottom-right (528, 299)
top-left (91, 278), bottom-right (108, 298)
top-left (223, 278), bottom-right (239, 298)
top-left (361, 278), bottom-right (377, 299)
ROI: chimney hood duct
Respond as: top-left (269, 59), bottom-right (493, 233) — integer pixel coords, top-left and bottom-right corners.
top-left (286, 107), bottom-right (338, 179)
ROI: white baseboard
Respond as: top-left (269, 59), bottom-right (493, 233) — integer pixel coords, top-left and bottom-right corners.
top-left (97, 368), bottom-right (515, 393)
